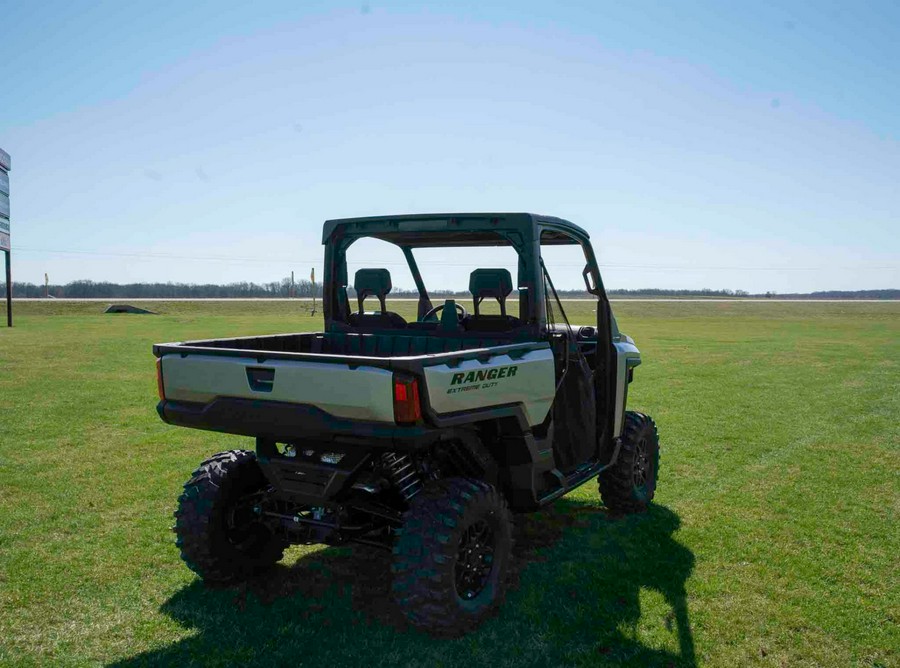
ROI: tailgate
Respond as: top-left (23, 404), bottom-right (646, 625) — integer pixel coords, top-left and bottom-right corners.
top-left (159, 353), bottom-right (395, 423)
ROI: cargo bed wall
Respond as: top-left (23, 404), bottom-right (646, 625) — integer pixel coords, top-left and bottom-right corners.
top-left (423, 347), bottom-right (556, 426)
top-left (182, 331), bottom-right (511, 358)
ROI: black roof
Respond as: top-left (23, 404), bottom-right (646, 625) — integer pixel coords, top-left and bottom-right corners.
top-left (322, 212), bottom-right (589, 247)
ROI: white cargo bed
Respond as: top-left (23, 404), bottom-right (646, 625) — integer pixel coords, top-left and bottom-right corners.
top-left (155, 332), bottom-right (556, 427)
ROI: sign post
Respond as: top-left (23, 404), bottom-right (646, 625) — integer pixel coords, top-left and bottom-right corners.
top-left (0, 148), bottom-right (11, 327)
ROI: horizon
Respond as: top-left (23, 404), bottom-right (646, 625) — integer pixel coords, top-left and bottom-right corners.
top-left (2, 1), bottom-right (898, 292)
top-left (4, 276), bottom-right (898, 299)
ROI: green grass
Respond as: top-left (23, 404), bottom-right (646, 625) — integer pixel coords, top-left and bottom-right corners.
top-left (1, 300), bottom-right (898, 667)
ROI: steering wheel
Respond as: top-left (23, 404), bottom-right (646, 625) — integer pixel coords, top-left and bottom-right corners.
top-left (422, 301), bottom-right (469, 323)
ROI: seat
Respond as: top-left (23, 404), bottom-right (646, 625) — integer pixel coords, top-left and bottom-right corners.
top-left (464, 268), bottom-right (521, 332)
top-left (347, 268), bottom-right (407, 329)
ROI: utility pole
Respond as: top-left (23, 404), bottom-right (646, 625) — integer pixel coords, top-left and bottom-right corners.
top-left (3, 248), bottom-right (9, 327)
top-left (291, 271), bottom-right (295, 299)
top-left (45, 273), bottom-right (49, 298)
top-left (1, 148), bottom-right (11, 327)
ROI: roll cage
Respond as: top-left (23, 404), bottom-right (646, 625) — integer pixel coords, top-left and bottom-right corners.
top-left (321, 212), bottom-right (609, 335)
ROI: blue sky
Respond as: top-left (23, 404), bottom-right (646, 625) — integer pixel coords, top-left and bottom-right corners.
top-left (1, 0), bottom-right (897, 292)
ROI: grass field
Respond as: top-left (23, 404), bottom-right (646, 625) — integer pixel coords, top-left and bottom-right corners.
top-left (1, 300), bottom-right (898, 667)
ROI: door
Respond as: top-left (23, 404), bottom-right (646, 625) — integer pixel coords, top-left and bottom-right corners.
top-left (539, 230), bottom-right (599, 473)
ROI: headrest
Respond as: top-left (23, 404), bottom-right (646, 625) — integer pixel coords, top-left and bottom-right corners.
top-left (469, 268), bottom-right (512, 300)
top-left (354, 268), bottom-right (392, 300)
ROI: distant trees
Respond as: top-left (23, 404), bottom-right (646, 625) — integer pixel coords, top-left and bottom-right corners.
top-left (2, 279), bottom-right (898, 300)
top-left (600, 287), bottom-right (753, 298)
top-left (4, 278), bottom-right (321, 299)
top-left (774, 289), bottom-right (900, 300)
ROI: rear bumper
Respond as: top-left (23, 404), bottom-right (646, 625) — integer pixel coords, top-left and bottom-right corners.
top-left (157, 398), bottom-right (438, 450)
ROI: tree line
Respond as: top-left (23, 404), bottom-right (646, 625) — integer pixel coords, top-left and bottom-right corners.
top-left (5, 278), bottom-right (321, 299)
top-left (2, 279), bottom-right (898, 300)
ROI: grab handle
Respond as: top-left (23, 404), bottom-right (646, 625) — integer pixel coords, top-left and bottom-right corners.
top-left (246, 367), bottom-right (275, 392)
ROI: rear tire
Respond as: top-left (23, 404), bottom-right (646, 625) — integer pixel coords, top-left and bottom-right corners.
top-left (174, 450), bottom-right (286, 583)
top-left (391, 478), bottom-right (514, 636)
top-left (599, 412), bottom-right (660, 513)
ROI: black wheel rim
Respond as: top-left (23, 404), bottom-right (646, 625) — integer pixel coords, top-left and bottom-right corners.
top-left (633, 437), bottom-right (649, 488)
top-left (226, 494), bottom-right (269, 553)
top-left (455, 519), bottom-right (496, 600)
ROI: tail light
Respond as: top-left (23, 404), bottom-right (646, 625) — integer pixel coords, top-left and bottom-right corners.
top-left (156, 358), bottom-right (165, 400)
top-left (393, 374), bottom-right (422, 424)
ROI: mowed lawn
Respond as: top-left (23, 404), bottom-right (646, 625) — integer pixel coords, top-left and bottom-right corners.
top-left (0, 300), bottom-right (897, 667)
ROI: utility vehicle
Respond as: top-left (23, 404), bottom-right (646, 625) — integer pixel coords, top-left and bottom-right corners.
top-left (154, 213), bottom-right (660, 636)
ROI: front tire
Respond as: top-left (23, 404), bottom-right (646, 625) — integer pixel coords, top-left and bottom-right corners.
top-left (174, 450), bottom-right (286, 583)
top-left (599, 412), bottom-right (660, 513)
top-left (391, 478), bottom-right (514, 636)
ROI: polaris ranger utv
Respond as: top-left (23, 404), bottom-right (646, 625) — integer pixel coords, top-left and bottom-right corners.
top-left (154, 213), bottom-right (659, 636)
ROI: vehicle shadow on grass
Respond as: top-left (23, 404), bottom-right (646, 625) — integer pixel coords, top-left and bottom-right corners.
top-left (111, 503), bottom-right (695, 668)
